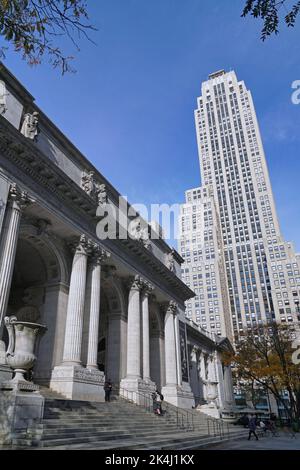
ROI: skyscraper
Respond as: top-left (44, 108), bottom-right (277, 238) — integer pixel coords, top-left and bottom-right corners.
top-left (179, 70), bottom-right (300, 340)
top-left (179, 186), bottom-right (233, 340)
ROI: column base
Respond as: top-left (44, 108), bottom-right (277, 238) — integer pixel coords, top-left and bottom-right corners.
top-left (120, 377), bottom-right (156, 392)
top-left (197, 402), bottom-right (220, 419)
top-left (161, 382), bottom-right (195, 409)
top-left (219, 405), bottom-right (239, 423)
top-left (50, 365), bottom-right (105, 402)
top-left (120, 377), bottom-right (156, 405)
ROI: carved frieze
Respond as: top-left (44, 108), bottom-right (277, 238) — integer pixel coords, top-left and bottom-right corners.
top-left (51, 366), bottom-right (105, 385)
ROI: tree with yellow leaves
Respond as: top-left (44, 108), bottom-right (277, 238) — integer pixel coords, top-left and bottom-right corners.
top-left (223, 323), bottom-right (300, 424)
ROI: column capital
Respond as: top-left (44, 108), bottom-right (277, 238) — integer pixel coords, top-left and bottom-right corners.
top-left (90, 243), bottom-right (110, 265)
top-left (160, 300), bottom-right (178, 316)
top-left (8, 183), bottom-right (35, 211)
top-left (191, 345), bottom-right (200, 355)
top-left (69, 234), bottom-right (93, 256)
top-left (128, 275), bottom-right (143, 291)
top-left (141, 280), bottom-right (154, 297)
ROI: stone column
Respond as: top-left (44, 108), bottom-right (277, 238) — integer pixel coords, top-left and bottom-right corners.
top-left (208, 354), bottom-right (217, 382)
top-left (215, 355), bottom-right (226, 410)
top-left (199, 352), bottom-right (206, 381)
top-left (126, 276), bottom-right (142, 379)
top-left (174, 314), bottom-right (182, 386)
top-left (86, 246), bottom-right (109, 369)
top-left (161, 301), bottom-right (194, 408)
top-left (51, 237), bottom-right (107, 402)
top-left (0, 184), bottom-right (33, 330)
top-left (62, 235), bottom-right (90, 365)
top-left (141, 282), bottom-right (153, 382)
top-left (224, 365), bottom-right (235, 405)
top-left (163, 301), bottom-right (178, 387)
top-left (189, 347), bottom-right (201, 406)
top-left (199, 351), bottom-right (207, 402)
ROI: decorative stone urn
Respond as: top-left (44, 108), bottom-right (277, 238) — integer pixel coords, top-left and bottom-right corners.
top-left (206, 381), bottom-right (218, 404)
top-left (4, 316), bottom-right (46, 386)
top-left (199, 381), bottom-right (220, 418)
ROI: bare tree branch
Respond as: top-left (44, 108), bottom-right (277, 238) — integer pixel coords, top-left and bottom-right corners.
top-left (0, 0), bottom-right (96, 73)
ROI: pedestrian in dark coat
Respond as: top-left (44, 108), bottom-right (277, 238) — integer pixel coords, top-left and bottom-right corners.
top-left (248, 416), bottom-right (259, 441)
top-left (104, 379), bottom-right (112, 402)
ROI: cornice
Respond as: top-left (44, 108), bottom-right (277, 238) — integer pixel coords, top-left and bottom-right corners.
top-left (0, 62), bottom-right (35, 106)
top-left (0, 117), bottom-right (194, 303)
top-left (0, 62), bottom-right (185, 261)
top-left (0, 116), bottom-right (97, 220)
top-left (185, 321), bottom-right (216, 348)
top-left (118, 238), bottom-right (194, 302)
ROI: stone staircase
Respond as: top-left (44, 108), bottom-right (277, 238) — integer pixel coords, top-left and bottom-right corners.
top-left (10, 391), bottom-right (247, 450)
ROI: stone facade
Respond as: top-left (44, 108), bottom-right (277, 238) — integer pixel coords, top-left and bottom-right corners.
top-left (0, 63), bottom-right (235, 443)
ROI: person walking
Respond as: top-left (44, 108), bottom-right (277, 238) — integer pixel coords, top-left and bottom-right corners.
top-left (152, 391), bottom-right (159, 414)
top-left (155, 390), bottom-right (164, 416)
top-left (104, 378), bottom-right (112, 402)
top-left (248, 415), bottom-right (259, 441)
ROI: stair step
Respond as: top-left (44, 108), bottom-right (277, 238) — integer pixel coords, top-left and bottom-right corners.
top-left (9, 389), bottom-right (247, 450)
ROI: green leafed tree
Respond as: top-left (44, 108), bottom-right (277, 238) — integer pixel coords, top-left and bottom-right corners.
top-left (0, 0), bottom-right (94, 73)
top-left (242, 0), bottom-right (300, 39)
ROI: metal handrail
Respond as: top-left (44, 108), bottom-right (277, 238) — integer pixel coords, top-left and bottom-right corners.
top-left (206, 415), bottom-right (230, 439)
top-left (118, 387), bottom-right (153, 413)
top-left (118, 387), bottom-right (196, 431)
top-left (117, 386), bottom-right (229, 440)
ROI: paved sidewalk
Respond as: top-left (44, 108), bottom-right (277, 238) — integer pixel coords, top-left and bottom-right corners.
top-left (209, 433), bottom-right (300, 450)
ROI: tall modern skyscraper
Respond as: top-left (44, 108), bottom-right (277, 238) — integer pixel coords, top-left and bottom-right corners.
top-left (179, 70), bottom-right (300, 340)
top-left (179, 186), bottom-right (233, 341)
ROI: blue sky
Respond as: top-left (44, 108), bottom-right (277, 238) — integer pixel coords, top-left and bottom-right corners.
top-left (2, 0), bottom-right (300, 250)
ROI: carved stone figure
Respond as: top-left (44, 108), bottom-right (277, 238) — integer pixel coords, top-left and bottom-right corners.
top-left (81, 170), bottom-right (96, 197)
top-left (129, 217), bottom-right (150, 248)
top-left (81, 171), bottom-right (108, 207)
top-left (21, 111), bottom-right (39, 141)
top-left (0, 80), bottom-right (7, 115)
top-left (96, 183), bottom-right (108, 205)
top-left (166, 250), bottom-right (176, 273)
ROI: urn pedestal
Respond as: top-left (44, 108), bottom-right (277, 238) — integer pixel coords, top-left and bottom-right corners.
top-left (0, 316), bottom-right (46, 446)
